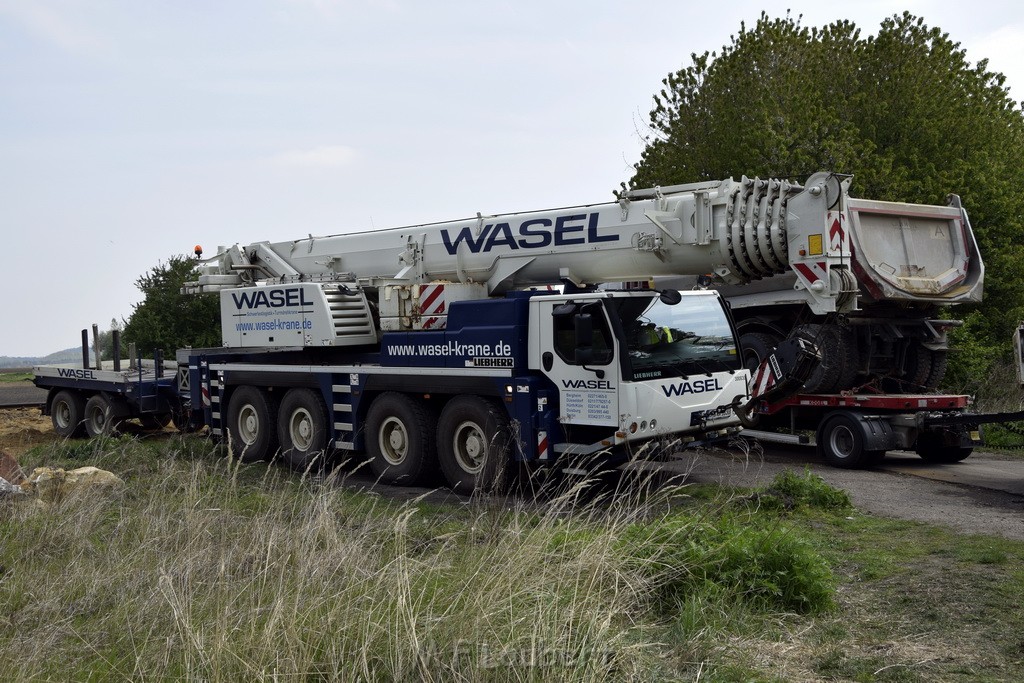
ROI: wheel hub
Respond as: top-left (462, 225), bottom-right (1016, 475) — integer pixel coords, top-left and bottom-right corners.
top-left (55, 403), bottom-right (70, 428)
top-left (381, 417), bottom-right (409, 465)
top-left (830, 425), bottom-right (855, 458)
top-left (454, 421), bottom-right (486, 473)
top-left (239, 405), bottom-right (259, 445)
top-left (289, 408), bottom-right (314, 450)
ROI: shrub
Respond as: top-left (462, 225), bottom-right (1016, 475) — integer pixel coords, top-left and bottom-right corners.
top-left (756, 468), bottom-right (852, 511)
top-left (618, 513), bottom-right (835, 614)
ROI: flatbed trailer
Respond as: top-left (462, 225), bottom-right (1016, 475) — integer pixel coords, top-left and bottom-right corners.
top-left (33, 358), bottom-right (186, 438)
top-left (743, 391), bottom-right (990, 467)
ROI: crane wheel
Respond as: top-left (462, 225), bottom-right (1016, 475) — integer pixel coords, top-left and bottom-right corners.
top-left (226, 386), bottom-right (280, 463)
top-left (366, 392), bottom-right (437, 485)
top-left (278, 388), bottom-right (330, 472)
top-left (437, 396), bottom-right (512, 494)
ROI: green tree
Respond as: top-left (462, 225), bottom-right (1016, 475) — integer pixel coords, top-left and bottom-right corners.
top-left (630, 11), bottom-right (1024, 384)
top-left (122, 255), bottom-right (221, 355)
top-left (96, 318), bottom-right (124, 361)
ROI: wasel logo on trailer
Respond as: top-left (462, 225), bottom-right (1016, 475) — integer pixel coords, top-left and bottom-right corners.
top-left (56, 368), bottom-right (96, 380)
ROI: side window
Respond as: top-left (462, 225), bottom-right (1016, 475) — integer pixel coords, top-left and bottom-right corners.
top-left (553, 307), bottom-right (614, 365)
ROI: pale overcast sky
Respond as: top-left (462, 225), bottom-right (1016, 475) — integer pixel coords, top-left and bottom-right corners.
top-left (2, 0), bottom-right (1022, 357)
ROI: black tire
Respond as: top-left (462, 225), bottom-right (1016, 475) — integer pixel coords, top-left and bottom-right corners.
top-left (226, 386), bottom-right (280, 463)
top-left (916, 430), bottom-right (973, 463)
top-left (51, 390), bottom-right (86, 438)
top-left (140, 413), bottom-right (172, 430)
top-left (277, 388), bottom-right (331, 471)
top-left (792, 324), bottom-right (857, 393)
top-left (83, 394), bottom-right (127, 438)
top-left (923, 350), bottom-right (948, 390)
top-left (887, 345), bottom-right (948, 393)
top-left (739, 332), bottom-right (780, 372)
top-left (816, 412), bottom-right (875, 468)
top-left (886, 343), bottom-right (932, 392)
top-left (366, 392), bottom-right (437, 485)
top-left (437, 396), bottom-right (512, 493)
top-left (902, 344), bottom-right (933, 389)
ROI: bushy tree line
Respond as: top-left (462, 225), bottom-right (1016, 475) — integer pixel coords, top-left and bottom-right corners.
top-left (121, 255), bottom-right (221, 355)
top-left (629, 11), bottom-right (1024, 386)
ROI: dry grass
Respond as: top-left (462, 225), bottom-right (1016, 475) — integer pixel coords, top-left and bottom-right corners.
top-left (3, 435), bottom-right (832, 681)
top-left (7, 434), bottom-right (1021, 681)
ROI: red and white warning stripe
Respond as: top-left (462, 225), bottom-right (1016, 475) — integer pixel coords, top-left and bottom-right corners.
top-left (418, 284), bottom-right (447, 330)
top-left (537, 430), bottom-right (550, 461)
top-left (792, 260), bottom-right (827, 285)
top-left (827, 212), bottom-right (846, 252)
top-left (750, 354), bottom-right (781, 399)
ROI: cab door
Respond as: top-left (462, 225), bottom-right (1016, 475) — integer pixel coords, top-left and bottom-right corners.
top-left (532, 299), bottom-right (620, 427)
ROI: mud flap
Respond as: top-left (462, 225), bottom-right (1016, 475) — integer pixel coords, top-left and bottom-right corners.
top-left (858, 415), bottom-right (902, 451)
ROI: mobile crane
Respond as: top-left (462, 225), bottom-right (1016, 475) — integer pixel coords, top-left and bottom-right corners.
top-left (32, 171), bottom-right (983, 486)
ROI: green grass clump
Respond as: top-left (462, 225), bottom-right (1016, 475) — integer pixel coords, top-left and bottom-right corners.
top-left (618, 512), bottom-right (835, 615)
top-left (756, 468), bottom-right (852, 512)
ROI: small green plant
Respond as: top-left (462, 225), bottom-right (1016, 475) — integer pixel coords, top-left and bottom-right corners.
top-left (754, 468), bottom-right (852, 511)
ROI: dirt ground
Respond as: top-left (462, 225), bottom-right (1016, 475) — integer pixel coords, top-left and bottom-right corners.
top-left (0, 407), bottom-right (57, 457)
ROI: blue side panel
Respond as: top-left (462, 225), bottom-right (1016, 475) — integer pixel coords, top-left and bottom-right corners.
top-left (505, 377), bottom-right (563, 463)
top-left (379, 294), bottom-right (532, 369)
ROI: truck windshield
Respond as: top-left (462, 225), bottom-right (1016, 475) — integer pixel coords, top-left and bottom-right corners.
top-left (608, 294), bottom-right (741, 381)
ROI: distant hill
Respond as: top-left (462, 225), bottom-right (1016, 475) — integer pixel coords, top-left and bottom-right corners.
top-left (0, 347), bottom-right (84, 369)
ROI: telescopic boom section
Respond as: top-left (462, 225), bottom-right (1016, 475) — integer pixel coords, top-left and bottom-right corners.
top-left (185, 173), bottom-right (858, 314)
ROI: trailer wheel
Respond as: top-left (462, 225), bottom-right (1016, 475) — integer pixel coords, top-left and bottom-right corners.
top-left (83, 394), bottom-right (126, 438)
top-left (437, 396), bottom-right (511, 493)
top-left (817, 412), bottom-right (880, 468)
top-left (51, 390), bottom-right (86, 438)
top-left (278, 388), bottom-right (330, 471)
top-left (915, 430), bottom-right (973, 463)
top-left (226, 386), bottom-right (280, 463)
top-left (366, 392), bottom-right (437, 485)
